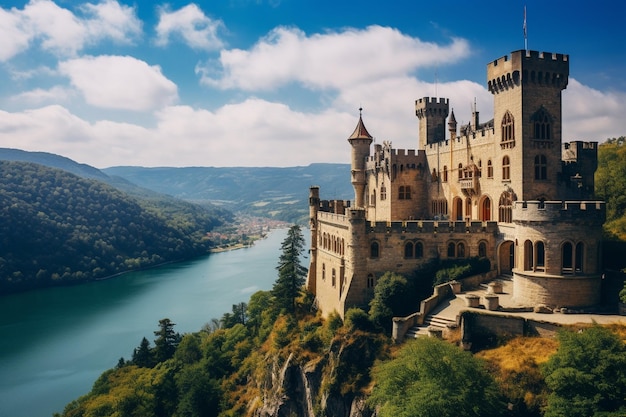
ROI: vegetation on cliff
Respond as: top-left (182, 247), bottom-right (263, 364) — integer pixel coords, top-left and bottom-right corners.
top-left (596, 136), bottom-right (626, 241)
top-left (0, 161), bottom-right (230, 294)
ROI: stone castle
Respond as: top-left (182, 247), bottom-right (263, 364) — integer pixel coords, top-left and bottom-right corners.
top-left (306, 49), bottom-right (606, 319)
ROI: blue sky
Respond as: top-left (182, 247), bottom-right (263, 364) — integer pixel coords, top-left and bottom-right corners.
top-left (0, 0), bottom-right (624, 168)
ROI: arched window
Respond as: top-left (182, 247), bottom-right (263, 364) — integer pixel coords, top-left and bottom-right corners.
top-left (322, 263), bottom-right (326, 280)
top-left (466, 198), bottom-right (472, 220)
top-left (481, 197), bottom-right (491, 221)
top-left (370, 241), bottom-right (379, 258)
top-left (524, 240), bottom-right (533, 271)
top-left (404, 242), bottom-right (414, 258)
top-left (447, 242), bottom-right (456, 257)
top-left (458, 163), bottom-right (463, 180)
top-left (432, 168), bottom-right (438, 181)
top-left (502, 156), bottom-right (510, 180)
top-left (498, 191), bottom-right (514, 223)
top-left (415, 242), bottom-right (424, 258)
top-left (487, 159), bottom-right (493, 178)
top-left (478, 241), bottom-right (487, 258)
top-left (443, 166), bottom-right (448, 182)
top-left (380, 186), bottom-right (386, 201)
top-left (457, 242), bottom-right (466, 258)
top-left (332, 269), bottom-right (336, 287)
top-left (575, 242), bottom-right (584, 272)
top-left (536, 241), bottom-right (545, 270)
top-left (532, 107), bottom-right (552, 140)
top-left (534, 155), bottom-right (547, 180)
top-left (367, 274), bottom-right (375, 288)
top-left (562, 241), bottom-right (573, 273)
top-left (399, 186), bottom-right (411, 200)
top-left (501, 111), bottom-right (515, 148)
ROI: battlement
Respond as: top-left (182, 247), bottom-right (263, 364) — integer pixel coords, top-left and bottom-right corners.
top-left (318, 199), bottom-right (351, 215)
top-left (512, 200), bottom-right (606, 223)
top-left (415, 97), bottom-right (450, 119)
top-left (366, 220), bottom-right (498, 234)
top-left (487, 50), bottom-right (568, 93)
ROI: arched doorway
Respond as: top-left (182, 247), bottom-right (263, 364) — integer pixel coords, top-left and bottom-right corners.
top-left (453, 197), bottom-right (463, 220)
top-left (499, 240), bottom-right (514, 275)
top-left (480, 196), bottom-right (492, 221)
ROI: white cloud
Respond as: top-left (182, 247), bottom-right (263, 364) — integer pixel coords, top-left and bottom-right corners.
top-left (197, 25), bottom-right (470, 91)
top-left (58, 55), bottom-right (178, 111)
top-left (0, 0), bottom-right (142, 61)
top-left (11, 85), bottom-right (75, 105)
top-left (155, 4), bottom-right (224, 50)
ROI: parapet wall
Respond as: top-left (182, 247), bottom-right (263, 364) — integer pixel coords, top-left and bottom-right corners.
top-left (366, 220), bottom-right (498, 234)
top-left (512, 201), bottom-right (605, 223)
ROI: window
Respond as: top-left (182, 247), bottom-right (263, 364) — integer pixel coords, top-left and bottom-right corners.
top-left (524, 240), bottom-right (533, 271)
top-left (367, 274), bottom-right (375, 288)
top-left (432, 168), bottom-right (438, 181)
top-left (332, 269), bottom-right (336, 287)
top-left (536, 241), bottom-right (545, 270)
top-left (498, 191), bottom-right (514, 223)
top-left (562, 242), bottom-right (573, 273)
top-left (399, 186), bottom-right (411, 200)
top-left (502, 156), bottom-right (510, 180)
top-left (487, 159), bottom-right (493, 178)
top-left (575, 242), bottom-right (584, 272)
top-left (447, 242), bottom-right (456, 257)
top-left (380, 186), bottom-right (386, 201)
top-left (478, 242), bottom-right (487, 258)
top-left (370, 241), bottom-right (379, 258)
top-left (501, 111), bottom-right (515, 148)
top-left (457, 242), bottom-right (465, 258)
top-left (458, 163), bottom-right (463, 180)
top-left (532, 108), bottom-right (552, 140)
top-left (415, 242), bottom-right (423, 258)
top-left (443, 166), bottom-right (448, 182)
top-left (404, 242), bottom-right (414, 258)
top-left (322, 263), bottom-right (326, 280)
top-left (534, 155), bottom-right (547, 180)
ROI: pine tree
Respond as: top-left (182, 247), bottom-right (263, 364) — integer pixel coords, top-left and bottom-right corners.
top-left (271, 225), bottom-right (308, 313)
top-left (153, 318), bottom-right (181, 363)
top-left (131, 336), bottom-right (154, 368)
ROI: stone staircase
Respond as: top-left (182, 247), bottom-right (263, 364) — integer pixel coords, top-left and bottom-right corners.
top-left (404, 314), bottom-right (458, 339)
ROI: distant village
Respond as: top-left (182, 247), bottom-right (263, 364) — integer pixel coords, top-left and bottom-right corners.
top-left (207, 215), bottom-right (291, 252)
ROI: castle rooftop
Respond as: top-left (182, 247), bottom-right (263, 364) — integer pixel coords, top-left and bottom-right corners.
top-left (348, 108), bottom-right (373, 140)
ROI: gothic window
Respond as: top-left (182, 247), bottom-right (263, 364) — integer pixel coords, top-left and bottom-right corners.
top-left (457, 242), bottom-right (466, 258)
top-left (458, 163), bottom-right (463, 180)
top-left (575, 242), bottom-right (584, 272)
top-left (501, 111), bottom-right (515, 148)
top-left (498, 191), bottom-right (513, 223)
top-left (443, 166), bottom-right (448, 182)
top-left (399, 186), bottom-right (411, 200)
top-left (562, 242), bottom-right (573, 273)
top-left (502, 156), bottom-right (511, 181)
top-left (370, 241), bottom-right (379, 258)
top-left (370, 191), bottom-right (376, 205)
top-left (415, 242), bottom-right (424, 258)
top-left (432, 168), bottom-right (438, 181)
top-left (380, 186), bottom-right (387, 201)
top-left (534, 155), bottom-right (547, 180)
top-left (532, 107), bottom-right (552, 140)
top-left (404, 242), bottom-right (414, 258)
top-left (447, 242), bottom-right (456, 257)
top-left (487, 159), bottom-right (493, 178)
top-left (478, 241), bottom-right (487, 258)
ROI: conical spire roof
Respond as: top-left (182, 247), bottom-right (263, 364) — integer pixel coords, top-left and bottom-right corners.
top-left (448, 109), bottom-right (457, 126)
top-left (348, 108), bottom-right (373, 140)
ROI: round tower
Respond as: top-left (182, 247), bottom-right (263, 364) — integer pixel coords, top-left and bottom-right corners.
top-left (415, 97), bottom-right (450, 148)
top-left (347, 109), bottom-right (373, 208)
top-left (306, 186), bottom-right (320, 294)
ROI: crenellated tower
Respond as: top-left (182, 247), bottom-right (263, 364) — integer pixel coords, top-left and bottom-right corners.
top-left (487, 50), bottom-right (569, 200)
top-left (348, 109), bottom-right (373, 208)
top-left (416, 97), bottom-right (449, 148)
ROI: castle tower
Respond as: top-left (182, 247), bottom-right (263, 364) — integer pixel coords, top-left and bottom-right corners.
top-left (415, 97), bottom-right (449, 148)
top-left (306, 186), bottom-right (320, 294)
top-left (348, 109), bottom-right (373, 208)
top-left (487, 50), bottom-right (569, 200)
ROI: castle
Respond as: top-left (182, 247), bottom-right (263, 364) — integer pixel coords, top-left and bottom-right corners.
top-left (306, 49), bottom-right (606, 319)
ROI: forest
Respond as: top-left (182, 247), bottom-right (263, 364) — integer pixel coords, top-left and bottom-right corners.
top-left (0, 161), bottom-right (232, 294)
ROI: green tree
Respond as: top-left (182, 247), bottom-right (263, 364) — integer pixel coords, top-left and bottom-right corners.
top-left (370, 337), bottom-right (505, 417)
top-left (596, 137), bottom-right (626, 239)
top-left (368, 271), bottom-right (412, 332)
top-left (542, 325), bottom-right (626, 417)
top-left (271, 225), bottom-right (308, 313)
top-left (153, 318), bottom-right (181, 363)
top-left (132, 337), bottom-right (154, 368)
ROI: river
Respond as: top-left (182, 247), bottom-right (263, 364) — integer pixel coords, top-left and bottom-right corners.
top-left (0, 228), bottom-right (294, 417)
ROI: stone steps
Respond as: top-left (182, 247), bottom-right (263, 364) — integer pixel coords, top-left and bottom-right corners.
top-left (405, 315), bottom-right (457, 339)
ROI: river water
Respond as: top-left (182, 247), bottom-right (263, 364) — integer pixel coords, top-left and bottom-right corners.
top-left (0, 228), bottom-right (293, 417)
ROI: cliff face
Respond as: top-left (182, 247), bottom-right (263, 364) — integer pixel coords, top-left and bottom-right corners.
top-left (251, 344), bottom-right (378, 417)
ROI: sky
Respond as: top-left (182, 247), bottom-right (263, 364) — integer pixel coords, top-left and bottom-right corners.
top-left (0, 0), bottom-right (624, 168)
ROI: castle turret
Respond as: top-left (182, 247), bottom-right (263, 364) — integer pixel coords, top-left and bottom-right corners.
top-left (415, 97), bottom-right (449, 148)
top-left (306, 186), bottom-right (320, 294)
top-left (448, 109), bottom-right (457, 140)
top-left (348, 109), bottom-right (373, 208)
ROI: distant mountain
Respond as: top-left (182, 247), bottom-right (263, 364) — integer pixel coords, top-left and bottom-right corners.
top-left (104, 164), bottom-right (353, 223)
top-left (0, 148), bottom-right (109, 181)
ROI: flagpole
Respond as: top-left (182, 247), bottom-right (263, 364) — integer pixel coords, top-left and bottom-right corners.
top-left (523, 5), bottom-right (528, 51)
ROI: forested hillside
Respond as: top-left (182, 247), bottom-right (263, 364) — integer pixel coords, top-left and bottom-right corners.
top-left (0, 161), bottom-right (230, 294)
